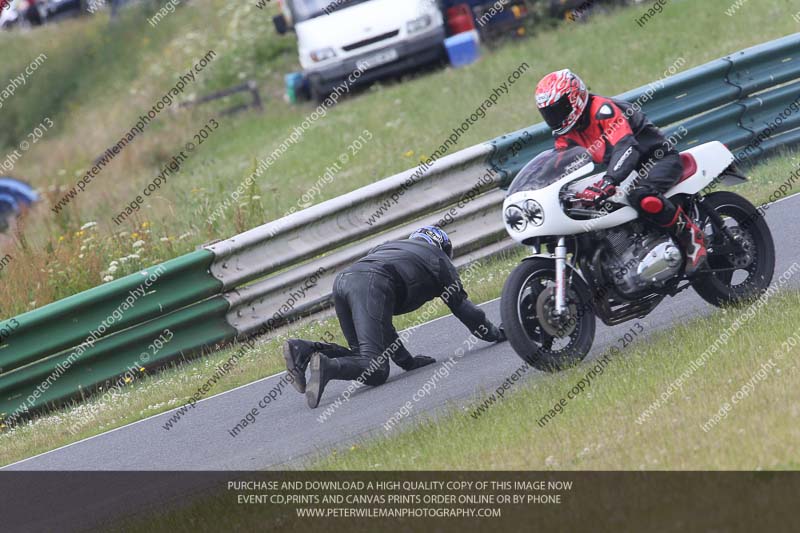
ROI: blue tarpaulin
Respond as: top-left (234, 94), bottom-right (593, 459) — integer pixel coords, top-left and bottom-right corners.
top-left (0, 177), bottom-right (37, 231)
top-left (0, 177), bottom-right (38, 212)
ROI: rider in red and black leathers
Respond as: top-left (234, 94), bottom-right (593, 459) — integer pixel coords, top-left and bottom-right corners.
top-left (555, 96), bottom-right (683, 201)
top-left (535, 69), bottom-right (707, 274)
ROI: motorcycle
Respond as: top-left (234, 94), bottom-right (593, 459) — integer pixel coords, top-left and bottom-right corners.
top-left (499, 141), bottom-right (775, 371)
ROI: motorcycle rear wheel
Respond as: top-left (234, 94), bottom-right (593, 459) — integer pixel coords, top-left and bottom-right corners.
top-left (500, 258), bottom-right (596, 371)
top-left (692, 191), bottom-right (775, 307)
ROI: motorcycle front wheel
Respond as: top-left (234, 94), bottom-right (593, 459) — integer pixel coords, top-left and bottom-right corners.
top-left (500, 258), bottom-right (596, 371)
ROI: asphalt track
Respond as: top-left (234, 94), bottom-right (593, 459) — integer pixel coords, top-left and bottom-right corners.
top-left (5, 194), bottom-right (800, 472)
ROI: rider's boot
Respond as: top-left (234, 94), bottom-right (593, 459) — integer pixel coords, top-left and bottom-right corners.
top-left (661, 206), bottom-right (708, 276)
top-left (283, 339), bottom-right (355, 393)
top-left (283, 340), bottom-right (315, 393)
top-left (306, 354), bottom-right (370, 409)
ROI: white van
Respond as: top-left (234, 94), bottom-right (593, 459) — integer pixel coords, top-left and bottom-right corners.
top-left (274, 0), bottom-right (446, 100)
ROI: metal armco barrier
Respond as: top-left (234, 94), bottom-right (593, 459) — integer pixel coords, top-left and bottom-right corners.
top-left (1, 34), bottom-right (798, 419)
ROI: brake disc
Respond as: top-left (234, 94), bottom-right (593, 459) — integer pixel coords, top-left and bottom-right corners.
top-left (535, 286), bottom-right (578, 337)
top-left (727, 226), bottom-right (756, 268)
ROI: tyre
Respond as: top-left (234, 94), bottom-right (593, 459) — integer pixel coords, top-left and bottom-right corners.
top-left (692, 191), bottom-right (775, 307)
top-left (308, 75), bottom-right (329, 104)
top-left (26, 9), bottom-right (43, 25)
top-left (500, 258), bottom-right (596, 371)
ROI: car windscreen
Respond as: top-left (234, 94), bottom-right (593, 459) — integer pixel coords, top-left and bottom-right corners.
top-left (290, 0), bottom-right (374, 21)
top-left (507, 146), bottom-right (593, 196)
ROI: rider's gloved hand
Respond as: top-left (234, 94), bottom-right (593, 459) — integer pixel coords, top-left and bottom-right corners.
top-left (495, 325), bottom-right (507, 343)
top-left (405, 355), bottom-right (436, 370)
top-left (476, 323), bottom-right (505, 343)
top-left (576, 177), bottom-right (616, 207)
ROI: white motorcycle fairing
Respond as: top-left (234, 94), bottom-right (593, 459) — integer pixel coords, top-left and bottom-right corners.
top-left (503, 141), bottom-right (735, 244)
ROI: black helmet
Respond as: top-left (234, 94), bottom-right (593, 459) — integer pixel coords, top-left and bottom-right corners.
top-left (409, 226), bottom-right (453, 258)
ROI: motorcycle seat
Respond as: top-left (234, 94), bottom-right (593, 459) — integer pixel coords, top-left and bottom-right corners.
top-left (678, 152), bottom-right (698, 182)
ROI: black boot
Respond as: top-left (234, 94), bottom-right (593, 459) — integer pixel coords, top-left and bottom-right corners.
top-left (662, 206), bottom-right (708, 276)
top-left (283, 339), bottom-right (317, 393)
top-left (307, 354), bottom-right (335, 409)
top-left (285, 339), bottom-right (357, 394)
top-left (399, 355), bottom-right (437, 371)
top-left (306, 355), bottom-right (374, 409)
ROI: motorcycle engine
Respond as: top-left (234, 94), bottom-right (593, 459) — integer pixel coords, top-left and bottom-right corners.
top-left (601, 226), bottom-right (683, 296)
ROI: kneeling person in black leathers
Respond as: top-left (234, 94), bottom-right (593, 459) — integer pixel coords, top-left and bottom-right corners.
top-left (284, 226), bottom-right (505, 409)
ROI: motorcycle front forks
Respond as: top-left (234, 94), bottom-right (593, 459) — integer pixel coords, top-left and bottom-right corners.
top-left (554, 236), bottom-right (568, 315)
top-left (531, 236), bottom-right (569, 316)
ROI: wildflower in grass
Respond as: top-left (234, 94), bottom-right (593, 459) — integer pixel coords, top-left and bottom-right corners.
top-left (103, 275), bottom-right (114, 282)
top-left (132, 240), bottom-right (145, 249)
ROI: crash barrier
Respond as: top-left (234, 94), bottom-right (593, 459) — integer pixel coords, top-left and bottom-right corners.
top-left (178, 80), bottom-right (263, 116)
top-left (1, 34), bottom-right (798, 419)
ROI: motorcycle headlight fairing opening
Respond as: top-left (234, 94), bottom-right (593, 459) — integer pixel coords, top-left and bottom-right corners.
top-left (523, 199), bottom-right (544, 227)
top-left (505, 205), bottom-right (527, 232)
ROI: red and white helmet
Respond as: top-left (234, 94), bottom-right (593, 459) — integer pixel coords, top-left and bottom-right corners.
top-left (535, 69), bottom-right (589, 136)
